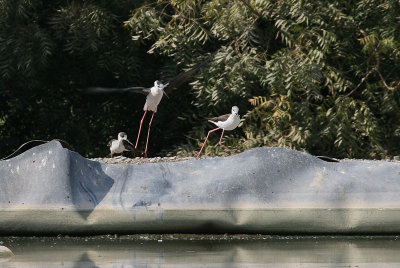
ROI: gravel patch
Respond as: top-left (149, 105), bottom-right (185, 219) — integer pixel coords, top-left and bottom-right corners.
top-left (89, 155), bottom-right (400, 165)
top-left (90, 155), bottom-right (207, 165)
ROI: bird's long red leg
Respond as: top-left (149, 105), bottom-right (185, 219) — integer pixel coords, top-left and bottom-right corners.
top-left (196, 127), bottom-right (220, 157)
top-left (144, 111), bottom-right (155, 158)
top-left (218, 129), bottom-right (233, 154)
top-left (135, 110), bottom-right (147, 149)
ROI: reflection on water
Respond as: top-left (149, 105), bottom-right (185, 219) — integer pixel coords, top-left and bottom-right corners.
top-left (1, 235), bottom-right (400, 267)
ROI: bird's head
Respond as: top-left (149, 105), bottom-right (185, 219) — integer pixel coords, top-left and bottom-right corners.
top-left (118, 132), bottom-right (128, 140)
top-left (231, 106), bottom-right (239, 115)
top-left (154, 80), bottom-right (169, 99)
top-left (154, 80), bottom-right (163, 87)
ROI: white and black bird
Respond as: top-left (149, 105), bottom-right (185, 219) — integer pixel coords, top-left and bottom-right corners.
top-left (197, 106), bottom-right (240, 157)
top-left (107, 132), bottom-right (136, 158)
top-left (132, 80), bottom-right (169, 158)
top-left (86, 51), bottom-right (218, 157)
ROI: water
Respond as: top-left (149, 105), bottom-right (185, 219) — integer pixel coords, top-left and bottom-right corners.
top-left (1, 235), bottom-right (400, 267)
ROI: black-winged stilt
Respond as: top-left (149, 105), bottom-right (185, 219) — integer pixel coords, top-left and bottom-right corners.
top-left (108, 132), bottom-right (136, 158)
top-left (86, 51), bottom-right (219, 157)
top-left (133, 80), bottom-right (168, 157)
top-left (197, 106), bottom-right (240, 157)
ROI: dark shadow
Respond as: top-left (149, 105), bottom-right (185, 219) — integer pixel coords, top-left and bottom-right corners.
top-left (68, 151), bottom-right (114, 220)
top-left (74, 252), bottom-right (99, 268)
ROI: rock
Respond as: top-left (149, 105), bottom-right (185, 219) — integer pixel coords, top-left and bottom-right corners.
top-left (0, 246), bottom-right (13, 259)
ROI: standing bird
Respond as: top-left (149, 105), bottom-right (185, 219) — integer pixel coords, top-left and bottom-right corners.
top-left (108, 132), bottom-right (135, 158)
top-left (197, 106), bottom-right (240, 157)
top-left (85, 51), bottom-right (219, 157)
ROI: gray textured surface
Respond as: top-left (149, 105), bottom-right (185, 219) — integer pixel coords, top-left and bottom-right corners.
top-left (1, 141), bottom-right (400, 234)
top-left (0, 246), bottom-right (13, 259)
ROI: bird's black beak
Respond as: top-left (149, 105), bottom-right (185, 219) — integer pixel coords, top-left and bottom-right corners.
top-left (162, 88), bottom-right (169, 99)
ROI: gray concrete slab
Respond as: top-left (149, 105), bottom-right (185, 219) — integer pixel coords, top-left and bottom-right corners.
top-left (1, 141), bottom-right (400, 234)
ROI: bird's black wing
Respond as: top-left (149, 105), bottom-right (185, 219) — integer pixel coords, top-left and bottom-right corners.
top-left (317, 156), bottom-right (340, 162)
top-left (127, 88), bottom-right (151, 95)
top-left (84, 49), bottom-right (219, 95)
top-left (84, 86), bottom-right (150, 95)
top-left (122, 139), bottom-right (135, 151)
top-left (207, 113), bottom-right (230, 123)
top-left (164, 50), bottom-right (219, 93)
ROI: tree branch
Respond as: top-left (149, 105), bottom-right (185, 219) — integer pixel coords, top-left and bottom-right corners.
top-left (237, 0), bottom-right (264, 18)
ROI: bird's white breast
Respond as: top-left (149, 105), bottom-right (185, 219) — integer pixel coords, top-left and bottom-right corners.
top-left (110, 140), bottom-right (124, 154)
top-left (216, 114), bottom-right (240, 131)
top-left (144, 88), bottom-right (163, 112)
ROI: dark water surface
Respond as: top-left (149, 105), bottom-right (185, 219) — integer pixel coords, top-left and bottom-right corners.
top-left (1, 235), bottom-right (400, 267)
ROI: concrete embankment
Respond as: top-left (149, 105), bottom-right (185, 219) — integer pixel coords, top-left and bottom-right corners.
top-left (1, 141), bottom-right (400, 235)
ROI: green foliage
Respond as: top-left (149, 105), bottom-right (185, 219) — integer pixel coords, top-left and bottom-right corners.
top-left (125, 0), bottom-right (400, 158)
top-left (0, 0), bottom-right (148, 157)
top-left (1, 0), bottom-right (400, 159)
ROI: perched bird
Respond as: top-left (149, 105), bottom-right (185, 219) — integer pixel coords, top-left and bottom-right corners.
top-left (197, 106), bottom-right (240, 157)
top-left (107, 132), bottom-right (135, 158)
top-left (85, 51), bottom-right (219, 157)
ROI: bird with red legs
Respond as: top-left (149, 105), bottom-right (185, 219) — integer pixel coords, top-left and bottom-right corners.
top-left (197, 106), bottom-right (240, 157)
top-left (85, 51), bottom-right (219, 157)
